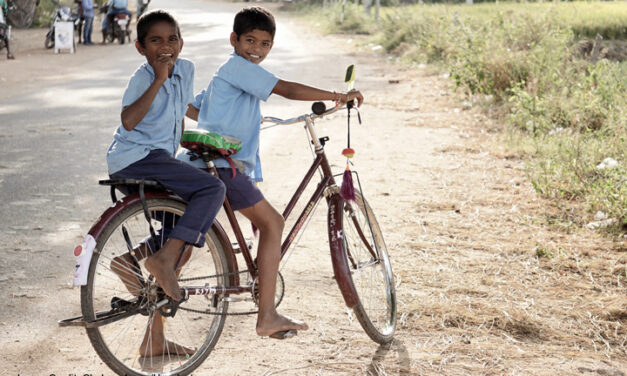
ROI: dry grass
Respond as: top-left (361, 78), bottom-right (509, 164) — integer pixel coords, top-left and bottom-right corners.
top-left (356, 60), bottom-right (626, 375)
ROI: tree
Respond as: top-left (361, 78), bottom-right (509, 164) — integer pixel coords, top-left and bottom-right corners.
top-left (7, 0), bottom-right (39, 28)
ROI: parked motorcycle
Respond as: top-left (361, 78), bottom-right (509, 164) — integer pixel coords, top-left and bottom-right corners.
top-left (100, 4), bottom-right (131, 45)
top-left (45, 0), bottom-right (81, 49)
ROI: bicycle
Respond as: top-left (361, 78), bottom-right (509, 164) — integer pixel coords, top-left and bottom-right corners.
top-left (60, 99), bottom-right (397, 375)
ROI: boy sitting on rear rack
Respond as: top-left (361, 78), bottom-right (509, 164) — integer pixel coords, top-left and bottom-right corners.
top-left (107, 10), bottom-right (225, 356)
top-left (178, 6), bottom-right (363, 339)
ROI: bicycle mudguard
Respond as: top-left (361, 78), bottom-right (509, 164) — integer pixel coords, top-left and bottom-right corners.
top-left (86, 191), bottom-right (183, 242)
top-left (84, 192), bottom-right (239, 287)
top-left (327, 193), bottom-right (359, 308)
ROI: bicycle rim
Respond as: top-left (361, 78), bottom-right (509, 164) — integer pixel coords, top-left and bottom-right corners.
top-left (81, 198), bottom-right (230, 376)
top-left (336, 192), bottom-right (396, 344)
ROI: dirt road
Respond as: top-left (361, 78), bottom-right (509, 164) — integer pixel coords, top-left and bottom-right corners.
top-left (0, 0), bottom-right (625, 375)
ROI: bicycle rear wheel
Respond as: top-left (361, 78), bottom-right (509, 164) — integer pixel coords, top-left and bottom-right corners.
top-left (81, 198), bottom-right (231, 376)
top-left (329, 191), bottom-right (396, 344)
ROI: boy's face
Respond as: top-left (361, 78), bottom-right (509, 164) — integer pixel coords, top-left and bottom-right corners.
top-left (230, 29), bottom-right (273, 65)
top-left (136, 21), bottom-right (183, 77)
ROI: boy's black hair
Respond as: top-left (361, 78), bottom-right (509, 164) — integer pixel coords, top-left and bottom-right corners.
top-left (136, 9), bottom-right (181, 47)
top-left (233, 7), bottom-right (276, 40)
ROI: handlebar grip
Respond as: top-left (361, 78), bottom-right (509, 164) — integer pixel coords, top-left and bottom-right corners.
top-left (346, 100), bottom-right (355, 109)
top-left (312, 101), bottom-right (326, 115)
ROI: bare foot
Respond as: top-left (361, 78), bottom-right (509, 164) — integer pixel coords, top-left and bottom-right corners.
top-left (7, 53), bottom-right (14, 60)
top-left (145, 251), bottom-right (182, 301)
top-left (111, 253), bottom-right (143, 296)
top-left (256, 313), bottom-right (308, 337)
top-left (140, 339), bottom-right (196, 358)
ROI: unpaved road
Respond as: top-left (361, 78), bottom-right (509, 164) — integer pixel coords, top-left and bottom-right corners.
top-left (1, 0), bottom-right (625, 375)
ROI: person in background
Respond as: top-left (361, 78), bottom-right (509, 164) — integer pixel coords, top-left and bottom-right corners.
top-left (0, 0), bottom-right (14, 59)
top-left (74, 0), bottom-right (83, 44)
top-left (105, 0), bottom-right (131, 31)
top-left (136, 0), bottom-right (150, 19)
top-left (81, 0), bottom-right (94, 45)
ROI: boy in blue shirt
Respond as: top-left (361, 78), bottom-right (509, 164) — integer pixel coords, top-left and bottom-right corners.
top-left (180, 6), bottom-right (363, 339)
top-left (107, 10), bottom-right (225, 356)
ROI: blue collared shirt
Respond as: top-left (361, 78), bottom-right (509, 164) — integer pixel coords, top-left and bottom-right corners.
top-left (107, 58), bottom-right (194, 175)
top-left (82, 0), bottom-right (94, 18)
top-left (177, 53), bottom-right (278, 182)
top-left (111, 0), bottom-right (127, 9)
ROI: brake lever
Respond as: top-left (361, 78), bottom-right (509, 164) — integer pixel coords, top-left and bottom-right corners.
top-left (345, 101), bottom-right (362, 125)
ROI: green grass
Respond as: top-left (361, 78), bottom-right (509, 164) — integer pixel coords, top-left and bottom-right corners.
top-left (293, 1), bottom-right (627, 233)
top-left (33, 0), bottom-right (108, 27)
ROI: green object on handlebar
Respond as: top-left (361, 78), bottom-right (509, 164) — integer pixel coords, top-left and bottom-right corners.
top-left (345, 64), bottom-right (355, 91)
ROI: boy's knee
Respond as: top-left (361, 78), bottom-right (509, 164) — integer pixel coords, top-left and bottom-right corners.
top-left (274, 212), bottom-right (285, 231)
top-left (257, 209), bottom-right (284, 234)
top-left (198, 173), bottom-right (226, 199)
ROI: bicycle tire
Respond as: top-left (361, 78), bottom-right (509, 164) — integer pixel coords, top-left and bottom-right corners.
top-left (328, 191), bottom-right (396, 344)
top-left (117, 27), bottom-right (124, 44)
top-left (81, 197), bottom-right (231, 376)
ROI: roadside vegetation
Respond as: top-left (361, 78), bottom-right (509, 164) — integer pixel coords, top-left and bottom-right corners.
top-left (293, 0), bottom-right (626, 236)
top-left (31, 0), bottom-right (108, 27)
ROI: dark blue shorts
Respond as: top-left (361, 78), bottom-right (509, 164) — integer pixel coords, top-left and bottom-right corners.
top-left (111, 149), bottom-right (226, 247)
top-left (215, 168), bottom-right (264, 211)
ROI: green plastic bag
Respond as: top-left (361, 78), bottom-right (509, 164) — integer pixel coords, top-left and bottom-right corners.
top-left (180, 129), bottom-right (242, 157)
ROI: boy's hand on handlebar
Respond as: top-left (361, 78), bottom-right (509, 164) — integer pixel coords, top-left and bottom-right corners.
top-left (336, 89), bottom-right (364, 107)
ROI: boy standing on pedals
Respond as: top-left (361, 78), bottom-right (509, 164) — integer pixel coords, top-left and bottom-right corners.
top-left (178, 6), bottom-right (363, 339)
top-left (107, 10), bottom-right (225, 356)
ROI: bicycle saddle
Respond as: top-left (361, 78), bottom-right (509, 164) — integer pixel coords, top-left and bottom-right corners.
top-left (180, 129), bottom-right (242, 158)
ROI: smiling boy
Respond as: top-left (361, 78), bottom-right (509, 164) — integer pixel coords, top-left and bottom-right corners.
top-left (107, 10), bottom-right (225, 356)
top-left (178, 7), bottom-right (363, 339)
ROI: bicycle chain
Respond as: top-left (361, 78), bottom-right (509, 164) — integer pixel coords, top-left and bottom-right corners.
top-left (176, 270), bottom-right (260, 316)
top-left (178, 306), bottom-right (258, 316)
top-left (177, 269), bottom-right (251, 283)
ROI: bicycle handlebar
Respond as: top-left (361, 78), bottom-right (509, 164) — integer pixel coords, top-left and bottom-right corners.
top-left (261, 102), bottom-right (346, 128)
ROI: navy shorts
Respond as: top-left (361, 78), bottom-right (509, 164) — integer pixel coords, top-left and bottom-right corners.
top-left (214, 168), bottom-right (265, 211)
top-left (111, 149), bottom-right (226, 247)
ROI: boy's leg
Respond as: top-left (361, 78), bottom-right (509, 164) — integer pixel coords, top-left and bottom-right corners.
top-left (110, 242), bottom-right (149, 296)
top-left (139, 311), bottom-right (195, 357)
top-left (239, 200), bottom-right (309, 337)
top-left (111, 150), bottom-right (225, 301)
top-left (214, 167), bottom-right (307, 338)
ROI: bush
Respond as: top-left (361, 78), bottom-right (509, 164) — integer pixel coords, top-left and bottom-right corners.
top-left (298, 0), bottom-right (627, 231)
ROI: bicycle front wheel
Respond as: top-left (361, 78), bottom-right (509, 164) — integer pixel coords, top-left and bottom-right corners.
top-left (81, 197), bottom-right (231, 376)
top-left (328, 191), bottom-right (396, 344)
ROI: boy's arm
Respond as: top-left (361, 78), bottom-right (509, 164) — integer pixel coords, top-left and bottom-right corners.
top-left (186, 104), bottom-right (199, 121)
top-left (120, 57), bottom-right (170, 131)
top-left (272, 80), bottom-right (364, 107)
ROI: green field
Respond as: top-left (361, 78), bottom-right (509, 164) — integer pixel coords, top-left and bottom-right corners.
top-left (298, 1), bottom-right (626, 234)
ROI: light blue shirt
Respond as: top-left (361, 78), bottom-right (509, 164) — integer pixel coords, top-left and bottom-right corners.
top-left (82, 0), bottom-right (94, 18)
top-left (111, 0), bottom-right (127, 9)
top-left (177, 53), bottom-right (278, 182)
top-left (107, 58), bottom-right (195, 175)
